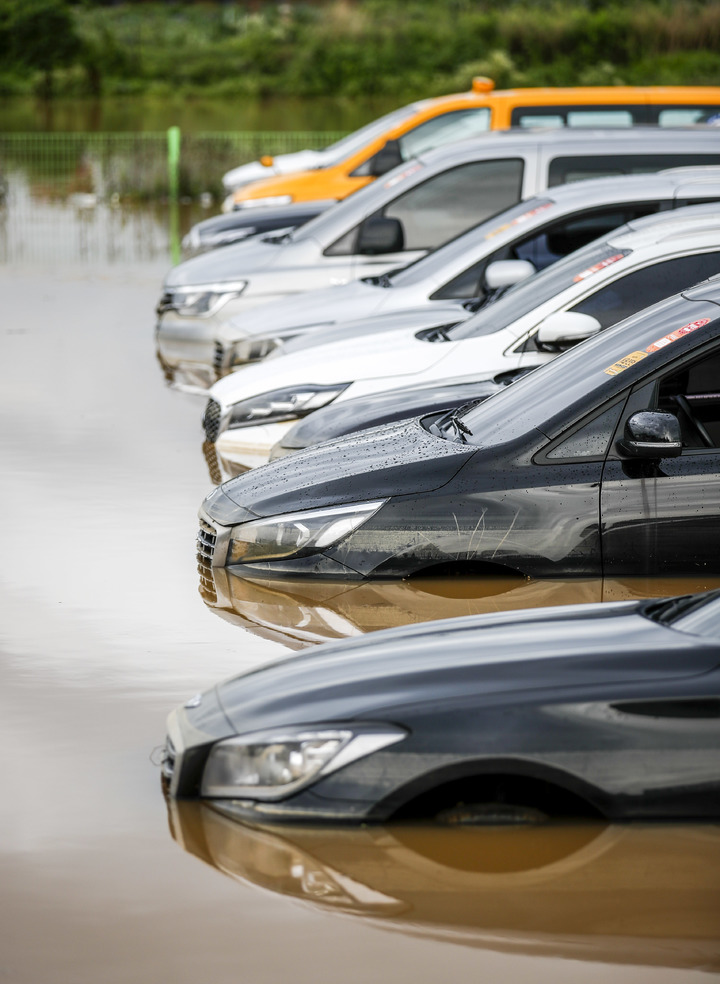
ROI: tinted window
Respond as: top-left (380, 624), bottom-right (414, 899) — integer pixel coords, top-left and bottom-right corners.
top-left (398, 109), bottom-right (491, 158)
top-left (544, 402), bottom-right (624, 460)
top-left (657, 347), bottom-right (720, 448)
top-left (384, 159), bottom-right (524, 251)
top-left (571, 252), bottom-right (720, 330)
top-left (549, 154), bottom-right (720, 186)
top-left (432, 203), bottom-right (664, 301)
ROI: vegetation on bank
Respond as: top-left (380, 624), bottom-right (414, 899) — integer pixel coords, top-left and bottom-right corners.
top-left (1, 0), bottom-right (719, 100)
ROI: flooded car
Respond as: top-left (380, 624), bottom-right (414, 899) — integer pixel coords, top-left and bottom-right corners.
top-left (198, 570), bottom-right (720, 649)
top-left (198, 276), bottom-right (720, 581)
top-left (169, 802), bottom-right (720, 972)
top-left (164, 589), bottom-right (720, 823)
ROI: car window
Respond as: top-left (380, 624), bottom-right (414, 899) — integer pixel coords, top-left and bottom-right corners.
top-left (570, 252), bottom-right (720, 330)
top-left (543, 401), bottom-right (625, 460)
top-left (383, 159), bottom-right (525, 251)
top-left (655, 347), bottom-right (720, 449)
top-left (322, 103), bottom-right (422, 159)
top-left (655, 107), bottom-right (720, 125)
top-left (431, 203), bottom-right (664, 302)
top-left (549, 154), bottom-right (720, 186)
top-left (448, 242), bottom-right (633, 340)
top-left (397, 109), bottom-right (491, 159)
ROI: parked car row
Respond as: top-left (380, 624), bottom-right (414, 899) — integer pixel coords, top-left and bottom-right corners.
top-left (159, 98), bottom-right (720, 828)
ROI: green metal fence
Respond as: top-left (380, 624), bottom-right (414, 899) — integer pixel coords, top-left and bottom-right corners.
top-left (0, 129), bottom-right (347, 264)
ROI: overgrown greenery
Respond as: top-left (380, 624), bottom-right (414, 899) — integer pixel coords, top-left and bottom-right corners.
top-left (1, 0), bottom-right (719, 99)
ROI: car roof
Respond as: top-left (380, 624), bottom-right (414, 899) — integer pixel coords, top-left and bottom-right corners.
top-left (293, 127), bottom-right (720, 247)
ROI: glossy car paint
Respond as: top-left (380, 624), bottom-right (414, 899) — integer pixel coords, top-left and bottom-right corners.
top-left (156, 128), bottom-right (720, 380)
top-left (207, 206), bottom-right (720, 470)
top-left (213, 167), bottom-right (720, 371)
top-left (165, 591), bottom-right (720, 822)
top-left (199, 277), bottom-right (720, 580)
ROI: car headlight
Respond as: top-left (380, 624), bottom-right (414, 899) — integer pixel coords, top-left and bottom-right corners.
top-left (228, 336), bottom-right (285, 366)
top-left (227, 500), bottom-right (386, 564)
top-left (234, 195), bottom-right (293, 209)
top-left (227, 383), bottom-right (350, 428)
top-left (169, 281), bottom-right (248, 317)
top-left (201, 725), bottom-right (406, 799)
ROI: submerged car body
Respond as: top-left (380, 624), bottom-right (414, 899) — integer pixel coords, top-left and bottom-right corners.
top-left (206, 206), bottom-right (720, 470)
top-left (214, 167), bottom-right (720, 374)
top-left (198, 274), bottom-right (720, 581)
top-left (156, 128), bottom-right (720, 384)
top-left (169, 804), bottom-right (720, 971)
top-left (164, 590), bottom-right (720, 823)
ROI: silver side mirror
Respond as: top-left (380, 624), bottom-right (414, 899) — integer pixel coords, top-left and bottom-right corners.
top-left (484, 259), bottom-right (535, 289)
top-left (536, 311), bottom-right (602, 348)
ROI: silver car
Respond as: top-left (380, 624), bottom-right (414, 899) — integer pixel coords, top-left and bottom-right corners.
top-left (155, 128), bottom-right (720, 387)
top-left (213, 166), bottom-right (720, 373)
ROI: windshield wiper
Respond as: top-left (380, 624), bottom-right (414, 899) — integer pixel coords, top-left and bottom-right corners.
top-left (643, 593), bottom-right (707, 625)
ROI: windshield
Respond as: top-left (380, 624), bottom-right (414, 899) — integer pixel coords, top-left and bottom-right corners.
top-left (387, 198), bottom-right (556, 289)
top-left (447, 241), bottom-right (633, 340)
top-left (321, 103), bottom-right (422, 162)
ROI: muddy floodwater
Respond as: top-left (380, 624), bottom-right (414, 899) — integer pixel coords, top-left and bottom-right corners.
top-left (1, 251), bottom-right (719, 982)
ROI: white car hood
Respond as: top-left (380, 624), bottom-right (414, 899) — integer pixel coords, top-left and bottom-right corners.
top-left (210, 318), bottom-right (463, 406)
top-left (219, 279), bottom-right (384, 341)
top-left (222, 150), bottom-right (329, 191)
top-left (164, 236), bottom-right (293, 286)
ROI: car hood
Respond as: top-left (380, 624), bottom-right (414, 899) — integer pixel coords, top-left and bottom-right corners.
top-left (211, 311), bottom-right (465, 406)
top-left (214, 603), bottom-right (711, 733)
top-left (221, 279), bottom-right (383, 340)
top-left (282, 375), bottom-right (510, 449)
top-left (164, 236), bottom-right (288, 286)
top-left (223, 150), bottom-right (327, 189)
top-left (216, 415), bottom-right (475, 521)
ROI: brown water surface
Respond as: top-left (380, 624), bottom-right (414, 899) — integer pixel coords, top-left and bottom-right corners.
top-left (1, 262), bottom-right (718, 982)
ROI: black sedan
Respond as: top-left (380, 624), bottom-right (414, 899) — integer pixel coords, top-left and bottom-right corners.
top-left (181, 199), bottom-right (334, 257)
top-left (198, 275), bottom-right (720, 581)
top-left (164, 589), bottom-right (720, 824)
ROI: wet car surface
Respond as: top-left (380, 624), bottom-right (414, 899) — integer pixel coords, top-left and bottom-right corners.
top-left (2, 258), bottom-right (719, 980)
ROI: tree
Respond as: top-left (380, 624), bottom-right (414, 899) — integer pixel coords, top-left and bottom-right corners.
top-left (2, 0), bottom-right (82, 96)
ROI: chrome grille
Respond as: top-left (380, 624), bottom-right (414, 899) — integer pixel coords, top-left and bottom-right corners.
top-left (197, 517), bottom-right (217, 564)
top-left (203, 398), bottom-right (222, 441)
top-left (213, 341), bottom-right (225, 371)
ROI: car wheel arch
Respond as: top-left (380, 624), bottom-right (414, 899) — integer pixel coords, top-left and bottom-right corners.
top-left (376, 757), bottom-right (608, 824)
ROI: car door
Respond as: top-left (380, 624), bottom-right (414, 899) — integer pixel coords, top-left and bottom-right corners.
top-left (600, 340), bottom-right (720, 575)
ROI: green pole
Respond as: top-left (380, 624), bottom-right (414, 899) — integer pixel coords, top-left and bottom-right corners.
top-left (168, 125), bottom-right (181, 264)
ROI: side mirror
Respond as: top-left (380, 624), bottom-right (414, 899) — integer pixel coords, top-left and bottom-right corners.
top-left (367, 139), bottom-right (403, 177)
top-left (536, 311), bottom-right (601, 349)
top-left (484, 259), bottom-right (536, 289)
top-left (618, 411), bottom-right (683, 458)
top-left (357, 215), bottom-right (405, 254)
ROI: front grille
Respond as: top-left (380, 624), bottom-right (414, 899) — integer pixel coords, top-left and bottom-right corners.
top-left (203, 398), bottom-right (222, 441)
top-left (161, 736), bottom-right (176, 781)
top-left (156, 290), bottom-right (176, 316)
top-left (197, 557), bottom-right (217, 604)
top-left (213, 341), bottom-right (225, 372)
top-left (197, 517), bottom-right (217, 564)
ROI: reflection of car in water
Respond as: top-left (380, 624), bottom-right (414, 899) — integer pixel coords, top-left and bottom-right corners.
top-left (164, 589), bottom-right (720, 824)
top-left (167, 800), bottom-right (720, 972)
top-left (198, 567), bottom-right (720, 650)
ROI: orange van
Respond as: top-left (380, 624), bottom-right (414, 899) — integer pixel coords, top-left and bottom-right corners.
top-left (228, 79), bottom-right (720, 209)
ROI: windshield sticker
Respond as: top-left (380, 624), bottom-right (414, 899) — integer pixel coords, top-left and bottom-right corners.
top-left (484, 202), bottom-right (554, 240)
top-left (646, 318), bottom-right (711, 353)
top-left (573, 253), bottom-right (626, 283)
top-left (383, 162), bottom-right (423, 189)
top-left (604, 351), bottom-right (648, 376)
